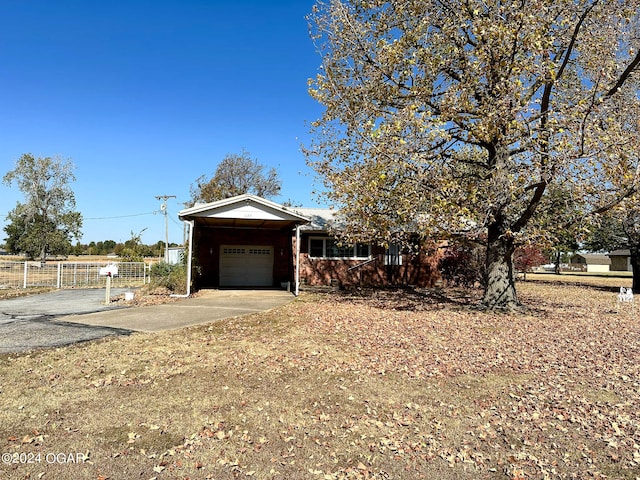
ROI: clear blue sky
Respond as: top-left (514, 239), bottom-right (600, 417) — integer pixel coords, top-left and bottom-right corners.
top-left (0, 0), bottom-right (325, 245)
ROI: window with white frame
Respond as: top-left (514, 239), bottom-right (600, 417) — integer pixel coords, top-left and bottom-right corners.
top-left (309, 237), bottom-right (370, 259)
top-left (384, 243), bottom-right (403, 266)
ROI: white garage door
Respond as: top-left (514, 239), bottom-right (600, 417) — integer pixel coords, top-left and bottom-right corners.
top-left (219, 245), bottom-right (274, 287)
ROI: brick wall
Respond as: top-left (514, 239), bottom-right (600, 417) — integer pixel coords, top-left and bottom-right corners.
top-left (296, 236), bottom-right (441, 288)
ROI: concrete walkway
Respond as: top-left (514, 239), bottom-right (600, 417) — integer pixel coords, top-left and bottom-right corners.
top-left (60, 289), bottom-right (295, 332)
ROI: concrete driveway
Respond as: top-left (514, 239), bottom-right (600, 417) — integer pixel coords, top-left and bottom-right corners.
top-left (0, 289), bottom-right (294, 354)
top-left (61, 289), bottom-right (294, 332)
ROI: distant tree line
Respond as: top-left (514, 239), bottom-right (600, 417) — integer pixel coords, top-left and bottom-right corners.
top-left (71, 240), bottom-right (180, 258)
top-left (0, 239), bottom-right (180, 259)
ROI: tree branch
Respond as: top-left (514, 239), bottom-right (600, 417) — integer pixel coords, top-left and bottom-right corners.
top-left (605, 49), bottom-right (640, 98)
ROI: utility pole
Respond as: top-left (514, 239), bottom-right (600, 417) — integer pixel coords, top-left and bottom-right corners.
top-left (156, 195), bottom-right (176, 262)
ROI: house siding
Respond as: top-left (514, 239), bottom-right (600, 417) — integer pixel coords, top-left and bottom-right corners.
top-left (586, 264), bottom-right (610, 273)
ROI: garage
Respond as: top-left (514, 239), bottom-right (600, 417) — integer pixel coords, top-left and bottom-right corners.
top-left (219, 245), bottom-right (274, 287)
top-left (178, 194), bottom-right (310, 291)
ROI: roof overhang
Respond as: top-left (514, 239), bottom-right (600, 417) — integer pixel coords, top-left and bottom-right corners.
top-left (178, 194), bottom-right (310, 230)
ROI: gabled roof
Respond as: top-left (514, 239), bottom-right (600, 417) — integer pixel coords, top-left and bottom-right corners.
top-left (178, 194), bottom-right (310, 229)
top-left (572, 253), bottom-right (611, 265)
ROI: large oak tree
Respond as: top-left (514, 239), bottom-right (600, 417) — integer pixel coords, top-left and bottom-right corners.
top-left (306, 0), bottom-right (640, 309)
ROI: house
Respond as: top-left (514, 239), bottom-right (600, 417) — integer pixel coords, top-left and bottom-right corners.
top-left (293, 207), bottom-right (440, 289)
top-left (608, 249), bottom-right (632, 272)
top-left (177, 194), bottom-right (441, 293)
top-left (569, 253), bottom-right (611, 273)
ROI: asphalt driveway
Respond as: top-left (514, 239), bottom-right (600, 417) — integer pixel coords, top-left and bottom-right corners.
top-left (0, 288), bottom-right (294, 354)
top-left (0, 288), bottom-right (132, 354)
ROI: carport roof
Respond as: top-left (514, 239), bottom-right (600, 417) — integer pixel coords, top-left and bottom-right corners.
top-left (178, 194), bottom-right (310, 229)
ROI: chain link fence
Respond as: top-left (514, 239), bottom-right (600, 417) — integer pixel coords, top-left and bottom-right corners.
top-left (0, 261), bottom-right (152, 289)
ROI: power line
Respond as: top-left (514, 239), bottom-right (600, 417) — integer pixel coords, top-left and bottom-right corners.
top-left (85, 211), bottom-right (160, 220)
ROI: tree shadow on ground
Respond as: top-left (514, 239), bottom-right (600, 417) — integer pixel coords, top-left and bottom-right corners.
top-left (326, 286), bottom-right (482, 311)
top-left (323, 278), bottom-right (627, 314)
top-left (522, 278), bottom-right (624, 293)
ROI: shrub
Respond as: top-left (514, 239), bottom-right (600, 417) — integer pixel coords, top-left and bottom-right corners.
top-left (438, 244), bottom-right (484, 288)
top-left (149, 262), bottom-right (187, 294)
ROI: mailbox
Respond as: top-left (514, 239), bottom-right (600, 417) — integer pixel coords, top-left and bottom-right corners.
top-left (99, 265), bottom-right (119, 277)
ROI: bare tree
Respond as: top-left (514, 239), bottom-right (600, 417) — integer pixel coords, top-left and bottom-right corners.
top-left (190, 150), bottom-right (281, 205)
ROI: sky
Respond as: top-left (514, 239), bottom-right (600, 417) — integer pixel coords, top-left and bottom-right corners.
top-left (0, 0), bottom-right (326, 245)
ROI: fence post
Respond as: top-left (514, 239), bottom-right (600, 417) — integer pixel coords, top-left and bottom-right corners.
top-left (57, 262), bottom-right (62, 288)
top-left (23, 261), bottom-right (27, 289)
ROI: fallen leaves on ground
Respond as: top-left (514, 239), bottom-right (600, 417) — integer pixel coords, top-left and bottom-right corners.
top-left (2, 279), bottom-right (639, 479)
top-left (276, 283), bottom-right (640, 478)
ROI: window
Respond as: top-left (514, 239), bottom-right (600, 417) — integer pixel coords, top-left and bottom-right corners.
top-left (223, 247), bottom-right (246, 254)
top-left (384, 243), bottom-right (403, 266)
top-left (310, 239), bottom-right (324, 257)
top-left (308, 237), bottom-right (370, 259)
top-left (248, 248), bottom-right (271, 255)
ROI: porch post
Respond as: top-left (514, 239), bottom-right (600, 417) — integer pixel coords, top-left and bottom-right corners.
top-left (186, 220), bottom-right (194, 296)
top-left (295, 224), bottom-right (301, 296)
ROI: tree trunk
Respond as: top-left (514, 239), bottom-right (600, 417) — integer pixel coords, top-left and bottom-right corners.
top-left (482, 222), bottom-right (519, 309)
top-left (630, 247), bottom-right (640, 293)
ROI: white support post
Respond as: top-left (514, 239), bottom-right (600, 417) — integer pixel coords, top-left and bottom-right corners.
top-left (23, 261), bottom-right (28, 289)
top-left (184, 220), bottom-right (194, 296)
top-left (170, 220), bottom-right (194, 298)
top-left (295, 225), bottom-right (301, 296)
top-left (57, 262), bottom-right (62, 288)
top-left (105, 275), bottom-right (111, 304)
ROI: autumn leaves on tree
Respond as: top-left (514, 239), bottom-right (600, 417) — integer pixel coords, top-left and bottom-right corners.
top-left (306, 0), bottom-right (640, 309)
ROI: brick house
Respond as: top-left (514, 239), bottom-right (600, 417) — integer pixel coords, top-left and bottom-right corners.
top-left (178, 194), bottom-right (440, 294)
top-left (294, 207), bottom-right (440, 289)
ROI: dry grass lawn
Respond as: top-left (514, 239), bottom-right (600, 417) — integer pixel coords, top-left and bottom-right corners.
top-left (1, 275), bottom-right (639, 479)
